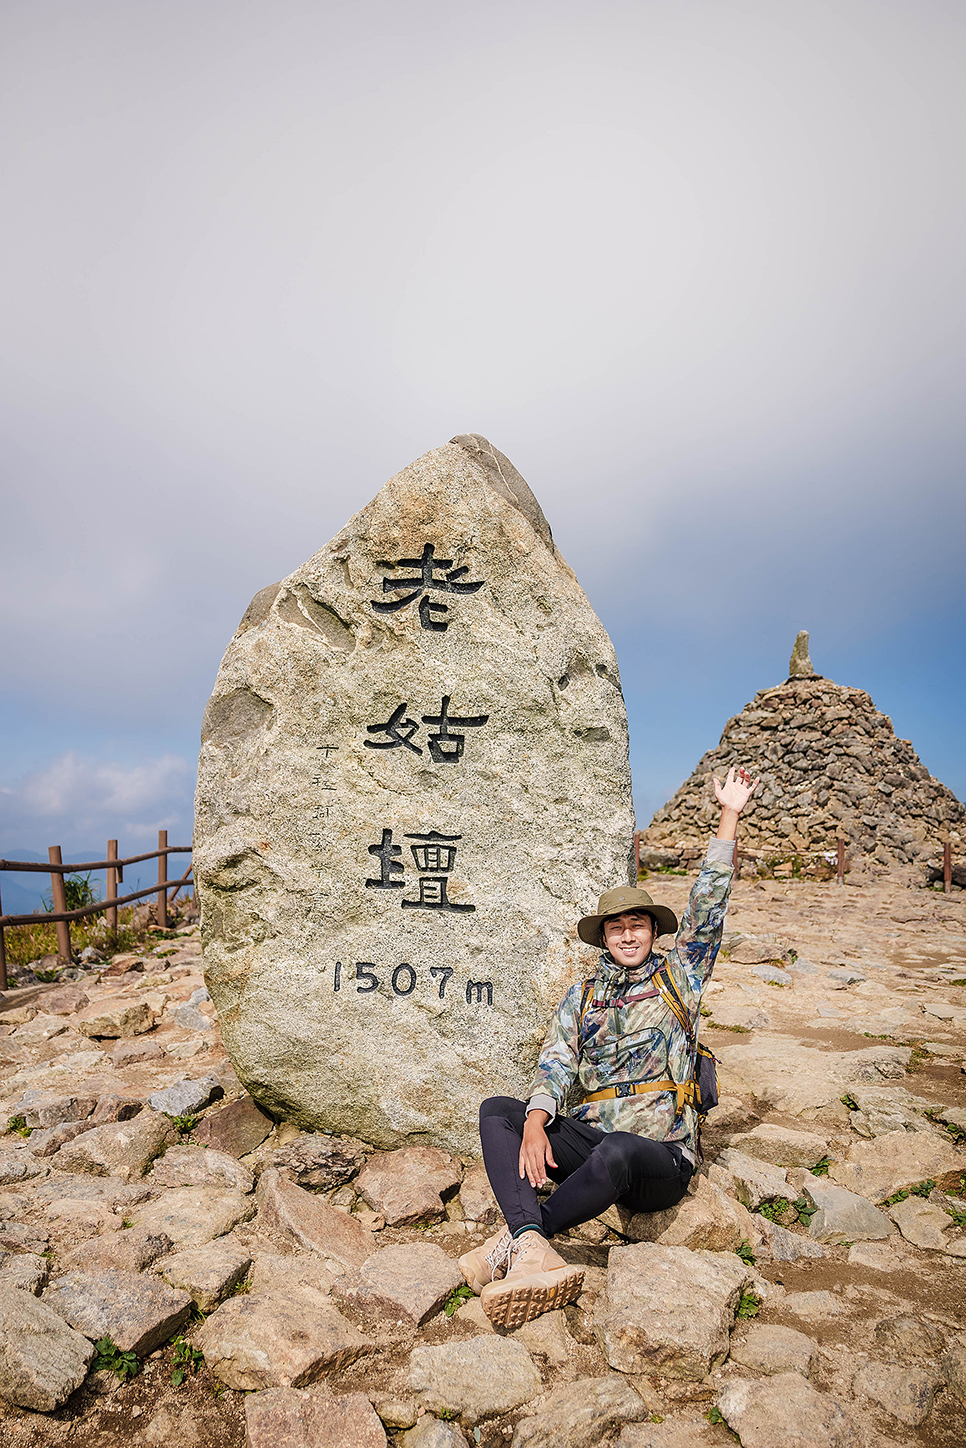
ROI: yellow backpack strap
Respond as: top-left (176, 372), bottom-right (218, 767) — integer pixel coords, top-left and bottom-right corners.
top-left (578, 977), bottom-right (595, 1042)
top-left (654, 966), bottom-right (694, 1046)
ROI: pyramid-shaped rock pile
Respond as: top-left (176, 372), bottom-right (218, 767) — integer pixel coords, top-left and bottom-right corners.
top-left (642, 633), bottom-right (965, 876)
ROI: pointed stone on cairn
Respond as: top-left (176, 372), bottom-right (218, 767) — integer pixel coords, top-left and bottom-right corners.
top-left (788, 630), bottom-right (817, 679)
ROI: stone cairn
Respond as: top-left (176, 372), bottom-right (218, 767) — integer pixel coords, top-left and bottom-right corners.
top-left (642, 631), bottom-right (965, 879)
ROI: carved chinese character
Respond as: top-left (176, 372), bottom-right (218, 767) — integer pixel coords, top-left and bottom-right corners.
top-left (402, 830), bottom-right (475, 913)
top-left (365, 828), bottom-right (404, 889)
top-left (421, 696), bottom-right (489, 763)
top-left (364, 704), bottom-right (423, 754)
top-left (371, 543), bottom-right (484, 631)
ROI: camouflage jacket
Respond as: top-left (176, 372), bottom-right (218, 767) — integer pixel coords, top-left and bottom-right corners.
top-left (526, 850), bottom-right (733, 1156)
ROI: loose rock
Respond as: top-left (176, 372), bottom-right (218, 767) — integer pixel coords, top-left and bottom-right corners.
top-left (256, 1167), bottom-right (373, 1270)
top-left (852, 1359), bottom-right (942, 1425)
top-left (157, 1241), bottom-right (252, 1312)
top-left (510, 1372), bottom-right (648, 1447)
top-left (131, 1185), bottom-right (256, 1246)
top-left (64, 1228), bottom-right (174, 1274)
top-left (888, 1195), bottom-right (963, 1251)
top-left (800, 1173), bottom-right (893, 1242)
top-left (829, 1128), bottom-right (962, 1202)
top-left (148, 1143), bottom-right (254, 1194)
top-left (244, 1386), bottom-right (388, 1448)
top-left (356, 1147), bottom-right (462, 1226)
top-left (43, 1268), bottom-right (192, 1354)
top-left (727, 1122), bottom-right (829, 1169)
top-left (197, 1287), bottom-right (369, 1389)
top-left (192, 1092), bottom-right (274, 1155)
top-left (409, 1336), bottom-right (542, 1424)
top-left (354, 1243), bottom-right (463, 1325)
top-left (147, 1075), bottom-right (223, 1117)
top-left (593, 1243), bottom-right (753, 1380)
top-left (52, 1110), bottom-right (176, 1181)
top-left (0, 1282), bottom-right (94, 1411)
top-left (730, 1323), bottom-right (818, 1377)
top-left (717, 1372), bottom-right (859, 1448)
top-left (76, 995), bottom-right (155, 1038)
top-left (716, 1149), bottom-right (791, 1209)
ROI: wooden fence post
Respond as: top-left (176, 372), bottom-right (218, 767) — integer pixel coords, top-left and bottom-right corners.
top-left (48, 846), bottom-right (72, 961)
top-left (0, 878), bottom-right (7, 991)
top-left (156, 831), bottom-right (168, 928)
top-left (107, 840), bottom-right (119, 933)
top-left (836, 838), bottom-right (845, 886)
top-left (945, 841), bottom-right (952, 895)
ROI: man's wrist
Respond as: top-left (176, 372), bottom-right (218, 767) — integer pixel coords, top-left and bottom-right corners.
top-left (524, 1109), bottom-right (550, 1130)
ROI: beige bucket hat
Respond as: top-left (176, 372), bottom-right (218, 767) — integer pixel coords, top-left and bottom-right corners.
top-left (577, 885), bottom-right (679, 949)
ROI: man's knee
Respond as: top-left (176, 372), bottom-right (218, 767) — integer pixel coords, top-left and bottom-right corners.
top-left (595, 1131), bottom-right (647, 1190)
top-left (479, 1095), bottom-right (525, 1124)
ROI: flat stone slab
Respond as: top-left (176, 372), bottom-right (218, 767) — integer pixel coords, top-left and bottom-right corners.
top-left (409, 1336), bottom-right (541, 1424)
top-left (76, 996), bottom-right (155, 1038)
top-left (250, 1252), bottom-right (337, 1298)
top-left (157, 1241), bottom-right (252, 1312)
top-left (728, 1123), bottom-right (829, 1169)
top-left (755, 1218), bottom-right (825, 1262)
top-left (354, 1243), bottom-right (463, 1325)
top-left (714, 1036), bottom-right (912, 1120)
top-left (852, 1359), bottom-right (942, 1426)
top-left (64, 1227), bottom-right (174, 1274)
top-left (196, 1287), bottom-right (369, 1389)
top-left (52, 1110), bottom-right (177, 1181)
top-left (593, 1243), bottom-right (754, 1381)
top-left (0, 1283), bottom-right (94, 1411)
top-left (829, 1129), bottom-right (963, 1202)
top-left (268, 1132), bottom-right (366, 1191)
top-left (731, 1323), bottom-right (818, 1377)
top-left (43, 1268), bottom-right (192, 1354)
top-left (510, 1373), bottom-right (647, 1447)
top-left (15, 1091), bottom-right (97, 1128)
top-left (717, 1373), bottom-right (859, 1448)
top-left (112, 1038), bottom-right (166, 1067)
top-left (256, 1168), bottom-right (373, 1270)
top-left (191, 1093), bottom-right (274, 1156)
top-left (0, 1250), bottom-right (48, 1295)
top-left (147, 1075), bottom-right (223, 1117)
top-left (132, 1185), bottom-right (256, 1246)
top-left (801, 1174), bottom-right (893, 1242)
top-left (148, 1143), bottom-right (254, 1193)
top-left (459, 1160), bottom-right (499, 1224)
top-left (0, 1149), bottom-right (45, 1186)
top-left (245, 1387), bottom-right (387, 1448)
top-left (889, 1196), bottom-right (966, 1253)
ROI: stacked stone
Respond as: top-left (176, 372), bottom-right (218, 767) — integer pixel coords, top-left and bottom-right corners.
top-left (643, 636), bottom-right (965, 874)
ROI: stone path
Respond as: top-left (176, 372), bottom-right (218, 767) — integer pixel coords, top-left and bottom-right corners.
top-left (0, 874), bottom-right (964, 1445)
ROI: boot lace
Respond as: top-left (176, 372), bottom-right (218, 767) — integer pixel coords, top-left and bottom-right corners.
top-left (484, 1229), bottom-right (514, 1281)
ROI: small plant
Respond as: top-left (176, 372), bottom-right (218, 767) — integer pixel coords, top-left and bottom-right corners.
top-left (708, 1021), bottom-right (752, 1034)
top-left (810, 1157), bottom-right (830, 1177)
top-left (121, 1219), bottom-right (134, 1230)
top-left (232, 1276), bottom-right (253, 1296)
top-left (700, 1006), bottom-right (712, 1018)
top-left (443, 1284), bottom-right (475, 1317)
top-left (165, 1113), bottom-right (200, 1136)
top-left (756, 1199), bottom-right (791, 1223)
top-left (736, 1291), bottom-right (761, 1320)
top-left (437, 1407), bottom-right (458, 1421)
top-left (840, 1094), bottom-right (859, 1111)
top-left (154, 947), bottom-right (179, 958)
top-left (170, 1336), bottom-right (204, 1385)
top-left (91, 1336), bottom-right (139, 1380)
top-left (736, 1239), bottom-right (757, 1265)
top-left (792, 1197), bottom-right (817, 1225)
top-left (882, 1179), bottom-right (936, 1207)
top-left (944, 1205), bottom-right (966, 1228)
top-left (6, 1115), bottom-right (31, 1139)
top-left (706, 1406), bottom-right (726, 1424)
top-left (650, 1413), bottom-right (665, 1423)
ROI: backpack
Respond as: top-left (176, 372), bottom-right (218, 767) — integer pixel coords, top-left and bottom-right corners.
top-left (577, 966), bottom-right (719, 1120)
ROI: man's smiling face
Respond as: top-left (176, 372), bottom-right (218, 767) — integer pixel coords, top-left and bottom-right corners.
top-left (602, 910), bottom-right (655, 968)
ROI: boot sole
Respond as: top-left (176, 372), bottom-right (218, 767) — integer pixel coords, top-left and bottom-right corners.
top-left (480, 1266), bottom-right (585, 1328)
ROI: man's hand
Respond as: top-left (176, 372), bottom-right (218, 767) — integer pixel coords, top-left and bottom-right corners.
top-left (519, 1110), bottom-right (557, 1188)
top-left (713, 765), bottom-right (760, 841)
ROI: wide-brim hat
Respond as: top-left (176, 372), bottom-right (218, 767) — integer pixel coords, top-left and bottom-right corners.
top-left (577, 885), bottom-right (679, 949)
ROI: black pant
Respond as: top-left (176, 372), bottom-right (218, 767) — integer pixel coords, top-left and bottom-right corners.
top-left (479, 1096), bottom-right (693, 1238)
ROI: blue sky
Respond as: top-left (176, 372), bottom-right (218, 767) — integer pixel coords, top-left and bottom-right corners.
top-left (2, 0), bottom-right (965, 909)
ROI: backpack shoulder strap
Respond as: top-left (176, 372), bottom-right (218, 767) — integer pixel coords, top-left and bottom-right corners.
top-left (654, 965), bottom-right (695, 1048)
top-left (577, 977), bottom-right (595, 1040)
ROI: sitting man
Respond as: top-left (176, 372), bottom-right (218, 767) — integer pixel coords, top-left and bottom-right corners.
top-left (459, 765), bottom-right (758, 1327)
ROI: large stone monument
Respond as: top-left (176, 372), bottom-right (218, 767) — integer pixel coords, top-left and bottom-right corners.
top-left (195, 436), bottom-right (634, 1150)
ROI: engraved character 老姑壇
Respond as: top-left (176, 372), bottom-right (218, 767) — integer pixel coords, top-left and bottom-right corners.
top-left (370, 543), bottom-right (484, 631)
top-left (402, 831), bottom-right (475, 912)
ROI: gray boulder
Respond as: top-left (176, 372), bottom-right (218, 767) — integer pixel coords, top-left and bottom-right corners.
top-left (0, 1284), bottom-right (94, 1411)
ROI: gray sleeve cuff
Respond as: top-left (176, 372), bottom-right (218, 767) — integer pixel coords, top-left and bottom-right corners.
top-left (706, 837), bottom-right (738, 866)
top-left (526, 1093), bottom-right (557, 1124)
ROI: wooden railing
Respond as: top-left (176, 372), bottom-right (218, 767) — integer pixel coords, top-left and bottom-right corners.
top-left (0, 830), bottom-right (192, 991)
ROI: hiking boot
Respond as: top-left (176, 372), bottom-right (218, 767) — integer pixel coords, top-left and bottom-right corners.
top-left (479, 1230), bottom-right (584, 1328)
top-left (458, 1226), bottom-right (513, 1294)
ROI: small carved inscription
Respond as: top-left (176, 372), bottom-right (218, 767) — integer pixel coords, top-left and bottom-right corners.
top-left (371, 543), bottom-right (484, 631)
top-left (332, 961), bottom-right (492, 1004)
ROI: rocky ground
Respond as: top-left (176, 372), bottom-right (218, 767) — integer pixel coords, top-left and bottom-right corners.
top-left (0, 873), bottom-right (965, 1447)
